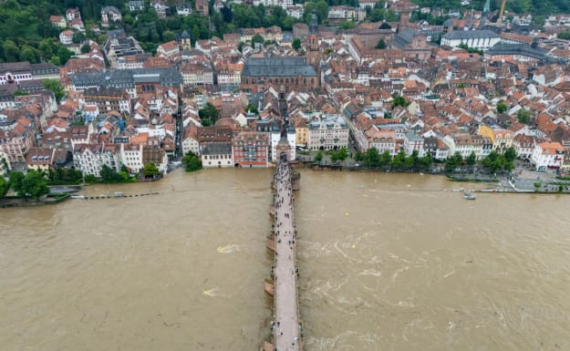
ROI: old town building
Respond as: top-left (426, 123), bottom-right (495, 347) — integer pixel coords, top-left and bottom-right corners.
top-left (240, 57), bottom-right (318, 93)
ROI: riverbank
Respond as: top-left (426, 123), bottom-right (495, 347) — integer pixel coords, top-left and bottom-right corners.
top-left (0, 193), bottom-right (70, 208)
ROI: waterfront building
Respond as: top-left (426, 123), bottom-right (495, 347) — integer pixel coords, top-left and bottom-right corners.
top-left (530, 142), bottom-right (564, 172)
top-left (232, 132), bottom-right (270, 168)
top-left (202, 143), bottom-right (234, 168)
top-left (307, 114), bottom-right (349, 151)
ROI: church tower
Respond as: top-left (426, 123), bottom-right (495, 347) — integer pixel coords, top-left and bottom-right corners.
top-left (177, 30), bottom-right (192, 51)
top-left (306, 10), bottom-right (320, 70)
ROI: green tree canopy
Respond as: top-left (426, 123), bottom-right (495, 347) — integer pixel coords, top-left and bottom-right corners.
top-left (392, 95), bottom-right (410, 108)
top-left (183, 151), bottom-right (202, 172)
top-left (22, 170), bottom-right (50, 200)
top-left (466, 151), bottom-right (477, 166)
top-left (43, 79), bottom-right (65, 103)
top-left (251, 33), bottom-right (265, 47)
top-left (314, 151), bottom-right (323, 163)
top-left (497, 102), bottom-right (508, 114)
top-left (504, 146), bottom-right (517, 163)
top-left (9, 171), bottom-right (25, 198)
top-left (364, 147), bottom-right (381, 167)
top-left (143, 162), bottom-right (159, 177)
top-left (292, 37), bottom-right (301, 51)
top-left (80, 43), bottom-right (90, 54)
top-left (199, 102), bottom-right (219, 126)
top-left (375, 39), bottom-right (386, 49)
top-left (517, 109), bottom-right (531, 124)
top-left (0, 176), bottom-right (9, 198)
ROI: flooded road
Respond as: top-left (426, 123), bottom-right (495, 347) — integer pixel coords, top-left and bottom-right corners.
top-left (1, 169), bottom-right (569, 351)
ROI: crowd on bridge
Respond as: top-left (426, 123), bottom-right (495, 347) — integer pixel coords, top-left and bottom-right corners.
top-left (270, 156), bottom-right (302, 351)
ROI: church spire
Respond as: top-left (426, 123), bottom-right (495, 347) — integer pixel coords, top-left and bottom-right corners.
top-left (483, 0), bottom-right (490, 14)
top-left (309, 9), bottom-right (318, 34)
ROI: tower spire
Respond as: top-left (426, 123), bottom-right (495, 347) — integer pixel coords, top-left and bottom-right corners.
top-left (483, 0), bottom-right (490, 14)
top-left (309, 9), bottom-right (318, 34)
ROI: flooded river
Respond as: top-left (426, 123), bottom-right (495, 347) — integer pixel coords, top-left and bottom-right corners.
top-left (1, 169), bottom-right (569, 351)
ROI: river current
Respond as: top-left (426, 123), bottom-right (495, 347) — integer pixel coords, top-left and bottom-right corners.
top-left (1, 169), bottom-right (569, 351)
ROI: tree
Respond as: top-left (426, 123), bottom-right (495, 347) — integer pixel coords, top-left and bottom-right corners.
top-left (251, 33), bottom-right (265, 47)
top-left (466, 151), bottom-right (477, 166)
top-left (237, 41), bottom-right (245, 52)
top-left (39, 39), bottom-right (54, 60)
top-left (303, 0), bottom-right (329, 24)
top-left (559, 31), bottom-right (570, 40)
top-left (497, 102), bottom-right (508, 114)
top-left (72, 32), bottom-right (86, 44)
top-left (57, 46), bottom-right (73, 65)
top-left (162, 30), bottom-right (175, 42)
top-left (43, 79), bottom-right (65, 103)
top-left (22, 170), bottom-right (50, 200)
top-left (392, 95), bottom-right (409, 108)
top-left (333, 147), bottom-right (349, 162)
top-left (354, 151), bottom-right (364, 162)
top-left (9, 172), bottom-right (25, 198)
top-left (375, 39), bottom-right (386, 49)
top-left (379, 150), bottom-right (392, 166)
top-left (504, 146), bottom-right (517, 163)
top-left (517, 109), bottom-right (531, 124)
top-left (392, 150), bottom-right (407, 169)
top-left (143, 162), bottom-right (159, 177)
top-left (80, 43), bottom-right (91, 54)
top-left (246, 103), bottom-right (258, 114)
top-left (534, 182), bottom-right (541, 192)
top-left (0, 177), bottom-right (9, 199)
top-left (314, 151), bottom-right (323, 163)
top-left (339, 20), bottom-right (356, 30)
top-left (364, 147), bottom-right (381, 168)
top-left (199, 102), bottom-right (219, 125)
top-left (2, 40), bottom-right (20, 62)
top-left (418, 154), bottom-right (432, 170)
top-left (292, 37), bottom-right (301, 51)
top-left (445, 152), bottom-right (463, 173)
top-left (20, 46), bottom-right (39, 63)
top-left (100, 165), bottom-right (124, 183)
top-left (183, 151), bottom-right (202, 172)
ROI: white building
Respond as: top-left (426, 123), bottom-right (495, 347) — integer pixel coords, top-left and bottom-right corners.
top-left (128, 0), bottom-right (145, 11)
top-left (530, 142), bottom-right (564, 171)
top-left (101, 6), bottom-right (122, 26)
top-left (286, 5), bottom-right (304, 19)
top-left (73, 143), bottom-right (121, 177)
top-left (307, 114), bottom-right (350, 151)
top-left (176, 3), bottom-right (193, 15)
top-left (59, 30), bottom-right (74, 45)
top-left (368, 129), bottom-right (396, 155)
top-left (403, 131), bottom-right (424, 156)
top-left (180, 63), bottom-right (214, 86)
top-left (441, 30), bottom-right (500, 51)
top-left (253, 0), bottom-right (292, 9)
top-left (201, 143), bottom-right (233, 168)
top-left (120, 143), bottom-right (144, 173)
top-left (182, 126), bottom-right (200, 156)
top-left (156, 41), bottom-right (180, 58)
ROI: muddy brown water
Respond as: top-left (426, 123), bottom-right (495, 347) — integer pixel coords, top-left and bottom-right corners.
top-left (1, 169), bottom-right (569, 351)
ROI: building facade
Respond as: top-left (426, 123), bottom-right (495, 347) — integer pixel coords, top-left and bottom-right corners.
top-left (240, 57), bottom-right (318, 93)
top-left (307, 114), bottom-right (349, 150)
top-left (232, 132), bottom-right (269, 167)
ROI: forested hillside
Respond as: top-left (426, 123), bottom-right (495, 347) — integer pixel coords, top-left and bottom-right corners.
top-left (412, 0), bottom-right (570, 15)
top-left (0, 0), bottom-right (308, 63)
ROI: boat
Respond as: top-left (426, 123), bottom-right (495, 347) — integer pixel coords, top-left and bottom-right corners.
top-left (463, 191), bottom-right (476, 200)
